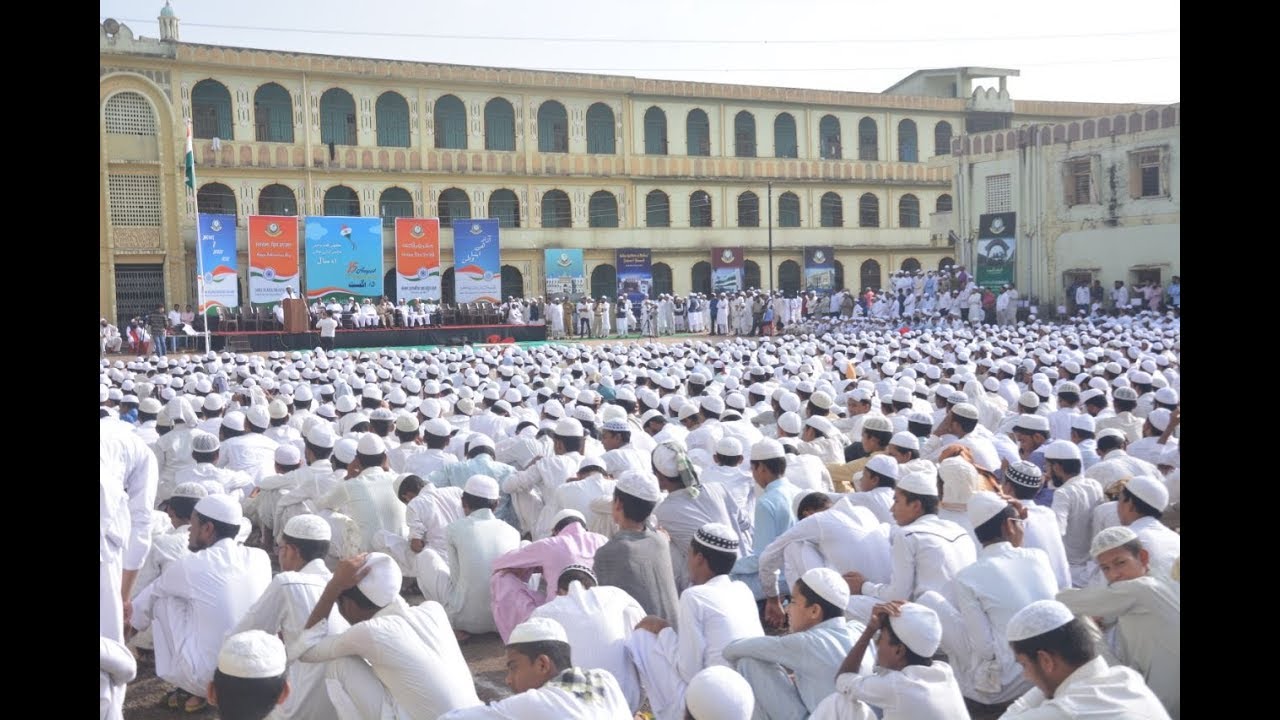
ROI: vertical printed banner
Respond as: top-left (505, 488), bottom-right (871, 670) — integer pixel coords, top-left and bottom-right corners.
top-left (976, 212), bottom-right (1016, 290)
top-left (453, 219), bottom-right (502, 303)
top-left (197, 213), bottom-right (238, 314)
top-left (395, 218), bottom-right (441, 302)
top-left (304, 216), bottom-right (384, 303)
top-left (544, 249), bottom-right (585, 300)
top-left (247, 215), bottom-right (300, 307)
top-left (803, 246), bottom-right (836, 296)
top-left (711, 247), bottom-right (745, 294)
top-left (616, 249), bottom-right (652, 309)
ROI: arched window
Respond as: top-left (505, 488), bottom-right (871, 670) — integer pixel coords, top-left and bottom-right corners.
top-left (484, 98), bottom-right (516, 151)
top-left (537, 101), bottom-right (568, 153)
top-left (898, 119), bottom-right (918, 162)
top-left (938, 257), bottom-right (955, 272)
top-left (737, 192), bottom-right (760, 227)
top-left (901, 257), bottom-right (921, 273)
top-left (542, 190), bottom-right (572, 228)
top-left (687, 109), bottom-right (711, 156)
top-left (434, 95), bottom-right (466, 149)
top-left (936, 194), bottom-right (953, 213)
top-left (819, 115), bottom-right (842, 159)
top-left (652, 262), bottom-right (674, 296)
top-left (323, 185), bottom-right (360, 216)
top-left (437, 188), bottom-right (471, 228)
top-left (774, 113), bottom-right (798, 159)
top-left (442, 267), bottom-right (455, 303)
top-left (590, 264), bottom-right (617, 300)
top-left (379, 187), bottom-right (413, 227)
top-left (834, 260), bottom-right (845, 291)
top-left (501, 265), bottom-right (524, 299)
top-left (319, 88), bottom-right (357, 146)
top-left (588, 191), bottom-right (618, 228)
top-left (779, 260), bottom-right (802, 294)
top-left (383, 269), bottom-right (398, 303)
top-left (859, 193), bottom-right (880, 227)
top-left (735, 111), bottom-right (757, 157)
top-left (899, 194), bottom-right (921, 228)
top-left (488, 189), bottom-right (521, 228)
top-left (586, 103), bottom-right (615, 154)
top-left (934, 121), bottom-right (953, 156)
top-left (197, 182), bottom-right (236, 218)
top-left (253, 83), bottom-right (293, 143)
top-left (692, 261), bottom-right (712, 296)
top-left (646, 190), bottom-right (670, 227)
top-left (858, 117), bottom-right (878, 161)
top-left (820, 192), bottom-right (843, 227)
top-left (743, 260), bottom-right (761, 291)
top-left (258, 184), bottom-right (297, 216)
top-left (191, 79), bottom-right (233, 140)
top-left (376, 92), bottom-right (411, 148)
top-left (690, 190), bottom-right (712, 227)
top-left (778, 192), bottom-right (801, 227)
top-left (105, 91), bottom-right (158, 136)
top-left (860, 260), bottom-right (881, 292)
top-left (644, 106), bottom-right (668, 155)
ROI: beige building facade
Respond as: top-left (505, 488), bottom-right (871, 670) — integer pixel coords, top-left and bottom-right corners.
top-left (100, 7), bottom-right (1149, 325)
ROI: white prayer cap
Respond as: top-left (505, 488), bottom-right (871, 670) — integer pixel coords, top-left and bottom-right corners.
top-left (551, 509), bottom-right (586, 529)
top-left (268, 400), bottom-right (289, 420)
top-left (355, 553), bottom-right (401, 608)
top-left (191, 431), bottom-right (221, 453)
top-left (1125, 474), bottom-right (1169, 511)
top-left (283, 514), bottom-right (331, 542)
top-left (861, 415), bottom-right (893, 434)
top-left (810, 391), bottom-right (834, 410)
top-left (907, 412), bottom-right (933, 427)
top-left (800, 567), bottom-right (850, 610)
top-left (685, 666), bottom-right (754, 720)
top-left (1147, 408), bottom-right (1172, 433)
top-left (1057, 382), bottom-right (1081, 396)
top-left (195, 494), bottom-right (242, 525)
top-left (1113, 386), bottom-right (1139, 401)
top-left (1018, 391), bottom-right (1040, 409)
top-left (887, 603), bottom-right (943, 657)
top-left (1006, 600), bottom-right (1076, 643)
top-left (805, 416), bottom-right (837, 438)
top-left (750, 438), bottom-right (786, 461)
top-left (952, 403), bottom-right (980, 421)
top-left (467, 434), bottom-right (495, 451)
top-left (139, 397), bottom-right (163, 415)
top-left (294, 385), bottom-right (313, 402)
top-left (316, 403), bottom-right (337, 420)
top-left (245, 405), bottom-right (271, 430)
top-left (274, 445), bottom-right (302, 466)
top-left (221, 411), bottom-right (246, 432)
top-left (463, 474), bottom-right (501, 500)
top-left (571, 405), bottom-right (596, 424)
top-left (602, 418), bottom-right (630, 434)
top-left (508, 617), bottom-right (568, 645)
top-left (369, 407), bottom-right (396, 423)
top-left (579, 455), bottom-right (606, 473)
top-left (108, 388), bottom-right (125, 402)
top-left (692, 522), bottom-right (740, 553)
top-left (939, 457), bottom-right (982, 505)
top-left (779, 393), bottom-right (802, 414)
top-left (677, 404), bottom-right (701, 422)
top-left (1042, 440), bottom-right (1081, 461)
top-left (363, 385), bottom-right (383, 401)
top-left (864, 454), bottom-right (900, 480)
top-left (889, 431), bottom-right (920, 452)
top-left (1130, 371), bottom-right (1153, 385)
top-left (1005, 461), bottom-right (1043, 489)
top-left (394, 414), bottom-right (420, 434)
top-left (1155, 387), bottom-right (1179, 405)
top-left (1031, 378), bottom-right (1053, 397)
top-left (356, 433), bottom-right (386, 456)
top-left (891, 387), bottom-right (913, 404)
top-left (218, 630), bottom-right (287, 679)
top-left (1080, 388), bottom-right (1104, 404)
top-left (1090, 525), bottom-right (1138, 558)
top-left (967, 491), bottom-right (1010, 528)
top-left (898, 466), bottom-right (939, 496)
top-left (171, 482), bottom-right (208, 499)
top-left (777, 412), bottom-right (803, 436)
top-left (335, 395), bottom-right (359, 413)
top-left (1012, 415), bottom-right (1050, 434)
top-left (554, 417), bottom-right (585, 438)
top-left (306, 423), bottom-right (337, 449)
top-left (701, 395), bottom-right (726, 415)
top-left (615, 470), bottom-right (661, 502)
top-left (715, 437), bottom-right (743, 457)
top-left (640, 409), bottom-right (665, 426)
top-left (1070, 415), bottom-right (1096, 433)
top-left (333, 438), bottom-right (359, 464)
top-left (423, 418), bottom-right (452, 438)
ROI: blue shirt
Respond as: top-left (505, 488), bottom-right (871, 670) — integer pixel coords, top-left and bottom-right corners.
top-left (732, 477), bottom-right (803, 598)
top-left (119, 408), bottom-right (138, 425)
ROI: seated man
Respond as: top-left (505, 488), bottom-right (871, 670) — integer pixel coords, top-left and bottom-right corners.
top-left (684, 666), bottom-right (755, 720)
top-left (101, 317), bottom-right (123, 355)
top-left (295, 553), bottom-right (482, 719)
top-left (627, 523), bottom-right (765, 720)
top-left (209, 631), bottom-right (291, 720)
top-left (1000, 600), bottom-right (1172, 719)
top-left (724, 568), bottom-right (871, 720)
top-left (440, 617), bottom-right (632, 719)
top-left (129, 483), bottom-right (206, 653)
top-left (593, 472), bottom-right (681, 623)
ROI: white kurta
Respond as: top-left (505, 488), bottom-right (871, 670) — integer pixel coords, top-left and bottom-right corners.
top-left (417, 508), bottom-right (521, 634)
top-left (820, 662), bottom-right (969, 720)
top-left (1000, 656), bottom-right (1172, 719)
top-left (759, 499), bottom-right (892, 596)
top-left (502, 451), bottom-right (583, 539)
top-left (101, 418), bottom-right (158, 645)
top-left (439, 669), bottom-right (632, 719)
top-left (1050, 475), bottom-right (1105, 586)
top-left (858, 514), bottom-right (977, 610)
top-left (1127, 516), bottom-right (1180, 582)
top-left (531, 583), bottom-right (648, 712)
top-left (220, 432), bottom-right (281, 484)
top-left (322, 468), bottom-right (406, 553)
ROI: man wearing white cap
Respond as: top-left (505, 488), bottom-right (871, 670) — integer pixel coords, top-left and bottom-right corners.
top-left (1126, 408), bottom-right (1178, 465)
top-left (265, 400), bottom-right (306, 454)
top-left (297, 553), bottom-right (482, 720)
top-left (1096, 386), bottom-right (1144, 443)
top-left (684, 665), bottom-right (755, 720)
top-left (529, 565), bottom-right (647, 712)
top-left (1057, 527), bottom-right (1180, 717)
top-left (593, 471), bottom-right (682, 623)
top-left (1043, 440), bottom-right (1104, 586)
top-left (490, 509), bottom-right (609, 642)
top-left (844, 466), bottom-right (976, 617)
top-left (233, 515), bottom-right (347, 720)
top-left (503, 417), bottom-right (587, 539)
top-left (829, 414), bottom-right (892, 493)
top-left (732, 439), bottom-right (804, 602)
top-left (386, 413), bottom-right (426, 473)
top-left (130, 482), bottom-right (207, 655)
top-left (1001, 461), bottom-right (1072, 591)
top-left (273, 423), bottom-right (345, 543)
top-left (404, 417), bottom-right (458, 480)
top-left (129, 495), bottom-right (272, 713)
top-left (848, 453), bottom-right (899, 524)
top-left (1001, 599), bottom-right (1171, 719)
top-left (725, 567), bottom-right (872, 719)
top-left (322, 433), bottom-right (406, 553)
top-left (1068, 414), bottom-right (1101, 469)
top-left (220, 408), bottom-right (281, 485)
top-left (441, 617), bottom-right (631, 719)
top-left (628, 522), bottom-right (764, 720)
top-left (247, 444), bottom-right (305, 548)
top-left (209, 631), bottom-right (291, 720)
top-left (1086, 429), bottom-right (1160, 487)
top-left (175, 431), bottom-right (256, 501)
top-left (813, 601), bottom-right (968, 720)
top-left (600, 416), bottom-right (650, 477)
top-left (1116, 475), bottom-right (1180, 581)
top-left (154, 396), bottom-right (200, 498)
top-left (916, 492), bottom-right (1059, 706)
top-left (699, 436), bottom-right (755, 517)
top-left (417, 475), bottom-right (521, 637)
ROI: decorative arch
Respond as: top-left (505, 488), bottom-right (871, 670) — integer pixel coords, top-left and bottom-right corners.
top-left (898, 194), bottom-right (921, 228)
top-left (378, 187), bottom-right (413, 227)
top-left (542, 189), bottom-right (572, 228)
top-left (646, 190), bottom-right (670, 227)
top-left (323, 185), bottom-right (359, 216)
top-left (253, 83), bottom-right (293, 143)
top-left (860, 260), bottom-right (882, 292)
top-left (774, 113), bottom-right (798, 158)
top-left (687, 109), bottom-right (711, 156)
top-left (858, 117), bottom-right (878, 160)
top-left (377, 92), bottom-right (411, 148)
top-left (692, 261), bottom-right (712, 296)
top-left (484, 98), bottom-right (516, 151)
top-left (588, 190), bottom-right (619, 228)
top-left (437, 188), bottom-right (471, 227)
top-left (319, 88), bottom-right (356, 146)
top-left (652, 262), bottom-right (674, 296)
top-left (819, 115), bottom-right (842, 159)
top-left (690, 190), bottom-right (713, 227)
top-left (779, 260), bottom-right (802, 294)
top-left (820, 192), bottom-right (843, 227)
top-left (898, 119), bottom-right (919, 162)
top-left (644, 106), bottom-right (668, 155)
top-left (858, 193), bottom-right (880, 227)
top-left (537, 101), bottom-right (569, 153)
top-left (197, 182), bottom-right (236, 218)
top-left (737, 191), bottom-right (760, 227)
top-left (258, 184), bottom-right (297, 216)
top-left (735, 111), bottom-right (757, 157)
top-left (191, 79), bottom-right (232, 139)
top-left (501, 265), bottom-right (524, 299)
top-left (488, 189), bottom-right (521, 228)
top-left (590, 264), bottom-right (616, 301)
top-left (778, 192), bottom-right (801, 228)
top-left (586, 103), bottom-right (616, 154)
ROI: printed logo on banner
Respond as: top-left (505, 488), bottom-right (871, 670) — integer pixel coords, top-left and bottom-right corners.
top-left (248, 215), bottom-right (301, 306)
top-left (813, 249), bottom-right (826, 264)
top-left (197, 213), bottom-right (239, 314)
top-left (395, 218), bottom-right (441, 302)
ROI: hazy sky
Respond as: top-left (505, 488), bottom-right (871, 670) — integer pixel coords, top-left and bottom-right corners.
top-left (103, 0), bottom-right (1179, 104)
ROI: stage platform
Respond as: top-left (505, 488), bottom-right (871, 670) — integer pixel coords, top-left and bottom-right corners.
top-left (212, 323), bottom-right (546, 352)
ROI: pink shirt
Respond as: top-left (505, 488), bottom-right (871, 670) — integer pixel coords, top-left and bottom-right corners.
top-left (489, 522), bottom-right (609, 641)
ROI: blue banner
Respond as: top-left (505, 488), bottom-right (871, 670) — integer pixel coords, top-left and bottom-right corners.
top-left (453, 219), bottom-right (502, 303)
top-left (804, 246), bottom-right (836, 296)
top-left (545, 249), bottom-right (585, 300)
top-left (616, 249), bottom-right (652, 312)
top-left (304, 216), bottom-right (384, 303)
top-left (197, 213), bottom-right (238, 315)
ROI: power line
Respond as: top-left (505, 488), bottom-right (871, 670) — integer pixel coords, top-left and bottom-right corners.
top-left (512, 57), bottom-right (1180, 73)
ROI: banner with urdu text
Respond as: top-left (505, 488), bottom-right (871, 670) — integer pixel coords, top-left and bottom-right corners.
top-left (247, 215), bottom-right (300, 307)
top-left (545, 249), bottom-right (585, 299)
top-left (395, 218), bottom-right (442, 302)
top-left (453, 219), bottom-right (502, 304)
top-left (304, 216), bottom-right (384, 303)
top-left (197, 213), bottom-right (238, 315)
top-left (711, 246), bottom-right (745, 293)
top-left (616, 249), bottom-right (652, 311)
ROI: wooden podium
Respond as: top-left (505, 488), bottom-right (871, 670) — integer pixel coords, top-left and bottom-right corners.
top-left (282, 298), bottom-right (309, 333)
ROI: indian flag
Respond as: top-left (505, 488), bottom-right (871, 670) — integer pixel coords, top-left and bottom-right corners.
top-left (184, 119), bottom-right (195, 192)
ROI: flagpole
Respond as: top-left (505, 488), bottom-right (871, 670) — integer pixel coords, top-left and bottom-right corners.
top-left (185, 120), bottom-right (211, 354)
